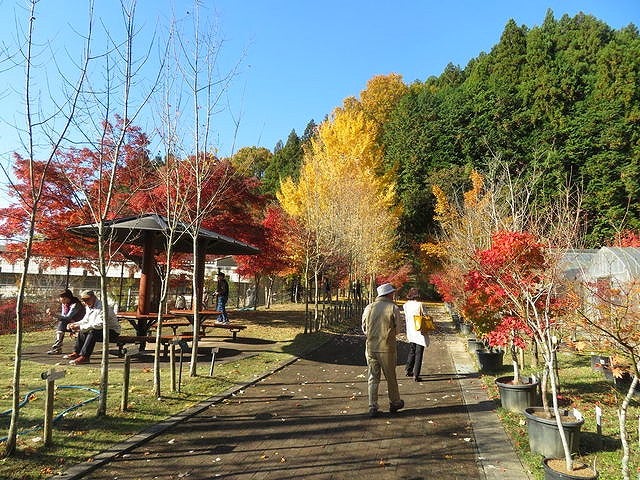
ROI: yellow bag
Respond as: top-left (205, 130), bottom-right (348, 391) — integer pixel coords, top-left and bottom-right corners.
top-left (414, 314), bottom-right (435, 332)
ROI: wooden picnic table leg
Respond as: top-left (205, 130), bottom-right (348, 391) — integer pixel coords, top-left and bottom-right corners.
top-left (133, 319), bottom-right (152, 350)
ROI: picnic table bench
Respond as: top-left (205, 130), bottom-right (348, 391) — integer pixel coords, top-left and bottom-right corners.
top-left (163, 315), bottom-right (247, 341)
top-left (114, 334), bottom-right (192, 358)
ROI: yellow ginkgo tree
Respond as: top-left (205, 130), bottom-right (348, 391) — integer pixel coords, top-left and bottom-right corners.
top-left (423, 169), bottom-right (495, 317)
top-left (278, 77), bottom-right (403, 329)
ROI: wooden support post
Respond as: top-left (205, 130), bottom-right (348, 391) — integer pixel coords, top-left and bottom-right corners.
top-left (171, 339), bottom-right (189, 393)
top-left (209, 347), bottom-right (220, 376)
top-left (41, 368), bottom-right (65, 446)
top-left (170, 342), bottom-right (176, 392)
top-left (121, 346), bottom-right (140, 412)
top-left (178, 347), bottom-right (184, 393)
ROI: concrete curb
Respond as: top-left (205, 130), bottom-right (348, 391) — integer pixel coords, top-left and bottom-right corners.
top-left (446, 334), bottom-right (532, 480)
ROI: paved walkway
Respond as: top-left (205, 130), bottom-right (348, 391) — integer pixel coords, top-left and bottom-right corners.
top-left (52, 321), bottom-right (531, 480)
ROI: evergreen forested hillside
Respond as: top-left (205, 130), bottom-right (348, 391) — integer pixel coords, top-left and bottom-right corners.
top-left (381, 10), bottom-right (640, 248)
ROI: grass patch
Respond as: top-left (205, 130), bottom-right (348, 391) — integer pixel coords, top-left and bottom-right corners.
top-left (478, 347), bottom-right (640, 480)
top-left (0, 303), bottom-right (334, 479)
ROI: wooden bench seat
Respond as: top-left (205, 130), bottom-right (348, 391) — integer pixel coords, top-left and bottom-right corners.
top-left (206, 323), bottom-right (247, 340)
top-left (115, 335), bottom-right (192, 358)
top-left (160, 319), bottom-right (247, 340)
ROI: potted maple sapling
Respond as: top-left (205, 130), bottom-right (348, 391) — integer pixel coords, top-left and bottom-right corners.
top-left (465, 230), bottom-right (594, 479)
top-left (462, 261), bottom-right (540, 413)
top-left (430, 269), bottom-right (470, 332)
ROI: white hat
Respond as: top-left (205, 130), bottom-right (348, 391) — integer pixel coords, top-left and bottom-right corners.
top-left (376, 283), bottom-right (396, 297)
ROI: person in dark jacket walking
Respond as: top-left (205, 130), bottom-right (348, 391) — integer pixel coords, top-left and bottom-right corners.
top-left (214, 271), bottom-right (230, 324)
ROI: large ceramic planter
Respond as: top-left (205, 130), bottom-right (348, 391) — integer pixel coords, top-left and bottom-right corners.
top-left (524, 407), bottom-right (584, 459)
top-left (459, 323), bottom-right (472, 335)
top-left (467, 338), bottom-right (484, 352)
top-left (476, 349), bottom-right (503, 372)
top-left (542, 458), bottom-right (598, 480)
top-left (590, 355), bottom-right (610, 372)
top-left (495, 376), bottom-right (539, 413)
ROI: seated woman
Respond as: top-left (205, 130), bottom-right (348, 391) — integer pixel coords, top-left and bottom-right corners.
top-left (64, 290), bottom-right (120, 365)
top-left (46, 289), bottom-right (86, 355)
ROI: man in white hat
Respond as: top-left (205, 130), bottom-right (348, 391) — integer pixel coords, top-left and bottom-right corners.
top-left (361, 283), bottom-right (404, 417)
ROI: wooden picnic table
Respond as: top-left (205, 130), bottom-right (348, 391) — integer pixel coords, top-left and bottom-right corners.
top-left (117, 311), bottom-right (177, 337)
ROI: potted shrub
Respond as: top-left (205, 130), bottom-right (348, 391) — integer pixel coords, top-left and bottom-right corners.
top-left (463, 231), bottom-right (595, 478)
top-left (425, 169), bottom-right (594, 477)
top-left (484, 317), bottom-right (539, 412)
top-left (476, 346), bottom-right (504, 372)
top-left (462, 268), bottom-right (540, 413)
top-left (459, 320), bottom-right (472, 335)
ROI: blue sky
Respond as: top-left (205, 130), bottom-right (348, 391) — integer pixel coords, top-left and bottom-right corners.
top-left (0, 0), bottom-right (638, 165)
top-left (204, 0), bottom-right (640, 155)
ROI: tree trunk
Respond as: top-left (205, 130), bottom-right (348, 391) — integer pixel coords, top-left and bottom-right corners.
top-left (619, 375), bottom-right (638, 480)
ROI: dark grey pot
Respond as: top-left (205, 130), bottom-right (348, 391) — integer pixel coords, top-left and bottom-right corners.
top-left (542, 458), bottom-right (598, 480)
top-left (525, 407), bottom-right (584, 459)
top-left (494, 376), bottom-right (539, 413)
top-left (460, 323), bottom-right (472, 335)
top-left (476, 349), bottom-right (503, 372)
top-left (467, 338), bottom-right (484, 352)
top-left (590, 355), bottom-right (610, 372)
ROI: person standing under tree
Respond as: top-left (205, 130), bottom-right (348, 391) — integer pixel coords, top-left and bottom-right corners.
top-left (402, 287), bottom-right (430, 382)
top-left (361, 283), bottom-right (405, 418)
top-left (46, 289), bottom-right (85, 355)
top-left (214, 271), bottom-right (230, 324)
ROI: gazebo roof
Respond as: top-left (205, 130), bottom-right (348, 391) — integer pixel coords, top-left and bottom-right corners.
top-left (68, 213), bottom-right (260, 256)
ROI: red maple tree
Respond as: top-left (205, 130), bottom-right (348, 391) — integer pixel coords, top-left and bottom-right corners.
top-left (461, 231), bottom-right (568, 386)
top-left (0, 120), bottom-right (153, 268)
top-left (235, 204), bottom-right (299, 307)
